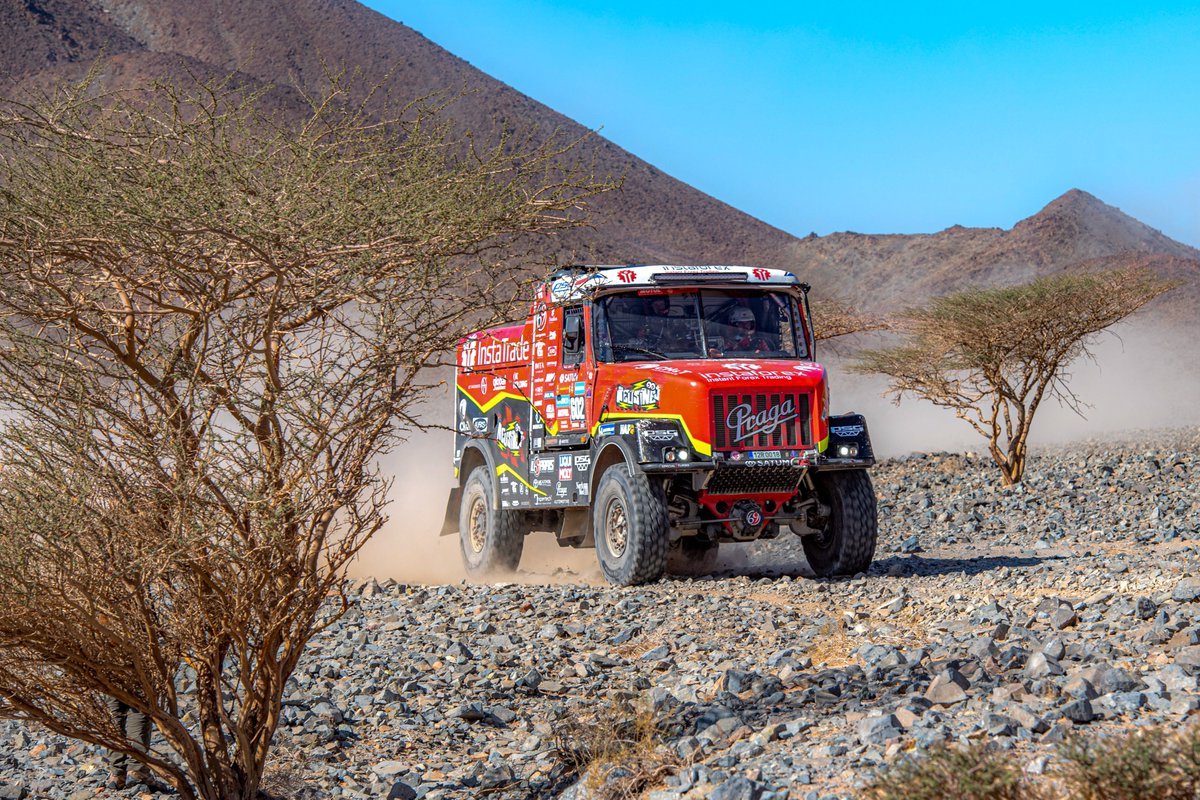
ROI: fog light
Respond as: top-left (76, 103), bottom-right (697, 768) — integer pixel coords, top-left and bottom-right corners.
top-left (676, 448), bottom-right (690, 462)
top-left (664, 449), bottom-right (676, 462)
top-left (836, 443), bottom-right (859, 458)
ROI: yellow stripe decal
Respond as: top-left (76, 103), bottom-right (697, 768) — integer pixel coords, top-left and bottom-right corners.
top-left (458, 386), bottom-right (530, 415)
top-left (495, 463), bottom-right (548, 496)
top-left (818, 434), bottom-right (829, 453)
top-left (591, 413), bottom-right (713, 457)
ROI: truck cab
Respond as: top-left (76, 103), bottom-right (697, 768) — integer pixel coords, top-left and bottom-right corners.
top-left (444, 265), bottom-right (878, 586)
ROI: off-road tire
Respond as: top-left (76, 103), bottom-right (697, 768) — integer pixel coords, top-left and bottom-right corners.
top-left (593, 464), bottom-right (668, 586)
top-left (667, 537), bottom-right (720, 576)
top-left (801, 469), bottom-right (878, 577)
top-left (459, 466), bottom-right (524, 578)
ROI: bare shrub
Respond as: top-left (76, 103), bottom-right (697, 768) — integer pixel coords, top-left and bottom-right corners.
top-left (1056, 724), bottom-right (1200, 800)
top-left (862, 742), bottom-right (1027, 800)
top-left (0, 64), bottom-right (611, 800)
top-left (853, 268), bottom-right (1175, 484)
top-left (553, 700), bottom-right (679, 800)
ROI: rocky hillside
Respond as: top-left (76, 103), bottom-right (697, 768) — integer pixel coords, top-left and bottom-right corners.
top-left (4, 431), bottom-right (1199, 798)
top-left (3, 2), bottom-right (1199, 311)
top-left (786, 189), bottom-right (1200, 313)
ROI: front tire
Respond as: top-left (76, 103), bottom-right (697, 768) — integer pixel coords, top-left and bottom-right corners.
top-left (593, 464), bottom-right (668, 586)
top-left (801, 470), bottom-right (877, 577)
top-left (459, 466), bottom-right (524, 578)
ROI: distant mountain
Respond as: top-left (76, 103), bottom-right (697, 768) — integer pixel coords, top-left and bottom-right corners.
top-left (788, 189), bottom-right (1200, 312)
top-left (2, 0), bottom-right (1198, 317)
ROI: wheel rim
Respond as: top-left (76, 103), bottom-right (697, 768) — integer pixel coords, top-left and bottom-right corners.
top-left (467, 495), bottom-right (487, 554)
top-left (604, 497), bottom-right (629, 559)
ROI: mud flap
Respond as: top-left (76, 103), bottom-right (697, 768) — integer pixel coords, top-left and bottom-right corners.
top-left (439, 486), bottom-right (462, 536)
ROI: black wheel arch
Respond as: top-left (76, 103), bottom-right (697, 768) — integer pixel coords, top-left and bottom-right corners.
top-left (441, 442), bottom-right (497, 536)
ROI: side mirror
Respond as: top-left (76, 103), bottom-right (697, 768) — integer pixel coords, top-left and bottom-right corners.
top-left (563, 312), bottom-right (582, 349)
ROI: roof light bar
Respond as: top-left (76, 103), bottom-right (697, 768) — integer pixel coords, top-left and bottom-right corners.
top-left (651, 272), bottom-right (750, 284)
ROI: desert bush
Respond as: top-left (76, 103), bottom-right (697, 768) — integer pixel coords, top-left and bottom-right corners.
top-left (552, 700), bottom-right (679, 800)
top-left (0, 64), bottom-right (610, 800)
top-left (862, 742), bottom-right (1027, 800)
top-left (853, 269), bottom-right (1174, 484)
top-left (1056, 724), bottom-right (1200, 800)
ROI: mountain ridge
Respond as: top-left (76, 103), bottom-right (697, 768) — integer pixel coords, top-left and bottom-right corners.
top-left (2, 0), bottom-right (1197, 315)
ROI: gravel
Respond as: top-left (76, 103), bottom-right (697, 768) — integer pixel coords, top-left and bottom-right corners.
top-left (2, 429), bottom-right (1199, 799)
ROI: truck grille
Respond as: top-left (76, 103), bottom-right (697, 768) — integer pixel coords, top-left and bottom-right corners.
top-left (706, 464), bottom-right (806, 495)
top-left (711, 390), bottom-right (811, 450)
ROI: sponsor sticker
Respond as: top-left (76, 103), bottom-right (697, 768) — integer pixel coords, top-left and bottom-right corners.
top-left (598, 423), bottom-right (616, 437)
top-left (459, 337), bottom-right (530, 369)
top-left (642, 429), bottom-right (676, 442)
top-left (574, 381), bottom-right (586, 395)
top-left (533, 457), bottom-right (555, 476)
top-left (573, 455), bottom-right (592, 470)
top-left (575, 481), bottom-right (589, 496)
top-left (558, 455), bottom-right (572, 468)
top-left (615, 379), bottom-right (660, 411)
top-left (831, 424), bottom-right (864, 437)
top-left (559, 466), bottom-right (573, 481)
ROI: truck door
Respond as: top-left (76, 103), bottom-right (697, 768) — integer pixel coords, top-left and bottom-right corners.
top-left (529, 302), bottom-right (594, 449)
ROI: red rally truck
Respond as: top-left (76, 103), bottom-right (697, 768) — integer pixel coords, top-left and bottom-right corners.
top-left (441, 264), bottom-right (878, 586)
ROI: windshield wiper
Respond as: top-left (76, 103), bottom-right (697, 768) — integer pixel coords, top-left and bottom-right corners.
top-left (612, 344), bottom-right (668, 361)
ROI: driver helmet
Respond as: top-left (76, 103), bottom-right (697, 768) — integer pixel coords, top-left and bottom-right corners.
top-left (730, 307), bottom-right (756, 327)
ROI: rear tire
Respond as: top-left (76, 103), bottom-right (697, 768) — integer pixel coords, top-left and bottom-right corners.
top-left (801, 470), bottom-right (877, 577)
top-left (459, 466), bottom-right (524, 578)
top-left (667, 537), bottom-right (720, 576)
top-left (593, 464), bottom-right (668, 586)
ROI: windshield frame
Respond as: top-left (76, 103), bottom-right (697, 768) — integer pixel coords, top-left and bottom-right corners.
top-left (593, 287), bottom-right (809, 363)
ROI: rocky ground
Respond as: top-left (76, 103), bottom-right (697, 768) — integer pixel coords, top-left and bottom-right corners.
top-left (3, 429), bottom-right (1200, 800)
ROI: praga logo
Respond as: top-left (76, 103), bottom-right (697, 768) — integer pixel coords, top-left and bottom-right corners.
top-left (727, 397), bottom-right (797, 443)
top-left (752, 268), bottom-right (771, 280)
top-left (617, 269), bottom-right (637, 283)
top-left (615, 379), bottom-right (660, 411)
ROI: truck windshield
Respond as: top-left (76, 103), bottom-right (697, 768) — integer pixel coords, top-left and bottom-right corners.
top-left (594, 289), bottom-right (808, 363)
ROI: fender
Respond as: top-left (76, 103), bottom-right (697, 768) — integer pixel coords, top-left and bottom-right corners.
top-left (440, 441), bottom-right (499, 536)
top-left (590, 436), bottom-right (640, 495)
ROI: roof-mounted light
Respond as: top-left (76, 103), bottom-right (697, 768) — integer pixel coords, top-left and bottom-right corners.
top-left (651, 272), bottom-right (750, 284)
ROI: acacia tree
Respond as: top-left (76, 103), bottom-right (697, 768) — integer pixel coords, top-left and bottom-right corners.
top-left (852, 268), bottom-right (1174, 485)
top-left (0, 68), bottom-right (610, 799)
top-left (810, 295), bottom-right (883, 342)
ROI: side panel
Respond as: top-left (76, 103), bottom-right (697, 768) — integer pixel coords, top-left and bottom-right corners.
top-left (454, 325), bottom-right (541, 510)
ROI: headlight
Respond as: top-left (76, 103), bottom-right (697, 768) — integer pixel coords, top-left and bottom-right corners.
top-left (836, 443), bottom-right (859, 458)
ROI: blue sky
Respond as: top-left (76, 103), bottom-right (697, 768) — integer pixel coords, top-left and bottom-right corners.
top-left (362, 2), bottom-right (1200, 246)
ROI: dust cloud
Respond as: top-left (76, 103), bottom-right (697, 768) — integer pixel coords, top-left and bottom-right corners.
top-left (348, 419), bottom-right (602, 584)
top-left (351, 318), bottom-right (1197, 582)
top-left (824, 318), bottom-right (1200, 458)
